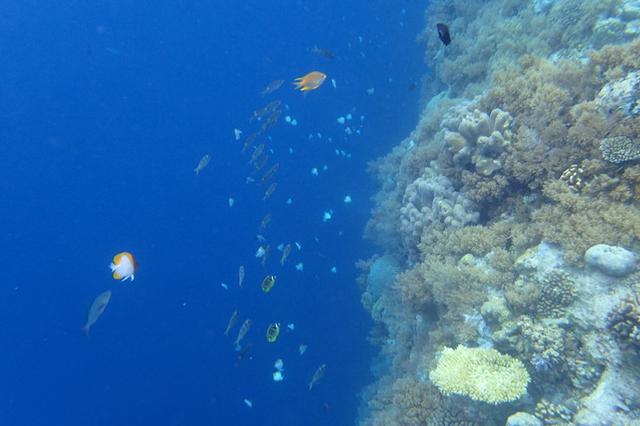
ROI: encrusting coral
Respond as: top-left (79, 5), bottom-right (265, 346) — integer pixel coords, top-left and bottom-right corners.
top-left (428, 345), bottom-right (530, 405)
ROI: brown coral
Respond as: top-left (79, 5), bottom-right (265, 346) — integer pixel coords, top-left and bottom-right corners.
top-left (362, 377), bottom-right (480, 426)
top-left (533, 179), bottom-right (640, 263)
top-left (606, 288), bottom-right (640, 349)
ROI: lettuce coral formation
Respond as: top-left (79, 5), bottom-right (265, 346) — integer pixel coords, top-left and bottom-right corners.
top-left (428, 345), bottom-right (530, 404)
top-left (357, 0), bottom-right (640, 424)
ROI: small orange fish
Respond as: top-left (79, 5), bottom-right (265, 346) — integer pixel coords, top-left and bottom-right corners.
top-left (293, 71), bottom-right (327, 92)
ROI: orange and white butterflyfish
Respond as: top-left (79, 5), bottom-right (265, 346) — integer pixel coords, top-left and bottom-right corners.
top-left (293, 71), bottom-right (327, 92)
top-left (110, 251), bottom-right (137, 282)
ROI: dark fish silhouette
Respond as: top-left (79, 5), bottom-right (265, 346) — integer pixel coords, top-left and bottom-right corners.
top-left (437, 23), bottom-right (451, 46)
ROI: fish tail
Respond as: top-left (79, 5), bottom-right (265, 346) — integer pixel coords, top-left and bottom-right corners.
top-left (194, 168), bottom-right (200, 176)
top-left (81, 324), bottom-right (90, 336)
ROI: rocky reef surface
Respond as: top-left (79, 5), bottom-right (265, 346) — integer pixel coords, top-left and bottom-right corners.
top-left (357, 0), bottom-right (640, 424)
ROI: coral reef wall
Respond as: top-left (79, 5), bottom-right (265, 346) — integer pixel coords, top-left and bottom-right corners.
top-left (358, 1), bottom-right (640, 425)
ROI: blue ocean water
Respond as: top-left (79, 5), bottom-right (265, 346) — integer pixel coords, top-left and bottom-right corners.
top-left (0, 1), bottom-right (425, 424)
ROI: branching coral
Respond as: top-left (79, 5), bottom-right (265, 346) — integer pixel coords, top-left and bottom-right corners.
top-left (425, 259), bottom-right (493, 324)
top-left (535, 270), bottom-right (577, 318)
top-left (361, 377), bottom-right (480, 426)
top-left (515, 316), bottom-right (566, 373)
top-left (429, 345), bottom-right (530, 404)
top-left (394, 264), bottom-right (433, 313)
top-left (533, 179), bottom-right (640, 263)
top-left (600, 136), bottom-right (640, 164)
top-left (534, 398), bottom-right (574, 425)
top-left (606, 288), bottom-right (640, 349)
top-left (487, 56), bottom-right (591, 136)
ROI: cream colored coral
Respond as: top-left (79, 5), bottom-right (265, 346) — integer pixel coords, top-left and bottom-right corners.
top-left (429, 345), bottom-right (530, 404)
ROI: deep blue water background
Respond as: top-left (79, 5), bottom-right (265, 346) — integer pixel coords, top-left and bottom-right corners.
top-left (0, 1), bottom-right (426, 424)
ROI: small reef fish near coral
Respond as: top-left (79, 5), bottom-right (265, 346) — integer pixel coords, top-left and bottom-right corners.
top-left (436, 22), bottom-right (451, 45)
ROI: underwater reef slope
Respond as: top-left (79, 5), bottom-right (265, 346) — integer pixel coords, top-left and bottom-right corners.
top-left (357, 0), bottom-right (640, 425)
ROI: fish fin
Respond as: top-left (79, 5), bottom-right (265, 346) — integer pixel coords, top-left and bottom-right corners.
top-left (112, 270), bottom-right (122, 280)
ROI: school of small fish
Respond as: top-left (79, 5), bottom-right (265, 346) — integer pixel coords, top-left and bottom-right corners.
top-left (78, 36), bottom-right (404, 410)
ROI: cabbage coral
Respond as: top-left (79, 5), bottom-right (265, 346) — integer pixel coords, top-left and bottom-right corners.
top-left (429, 345), bottom-right (530, 404)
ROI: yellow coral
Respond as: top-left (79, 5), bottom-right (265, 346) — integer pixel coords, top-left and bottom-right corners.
top-left (429, 345), bottom-right (530, 404)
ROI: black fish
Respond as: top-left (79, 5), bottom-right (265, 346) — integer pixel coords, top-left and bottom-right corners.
top-left (437, 23), bottom-right (451, 46)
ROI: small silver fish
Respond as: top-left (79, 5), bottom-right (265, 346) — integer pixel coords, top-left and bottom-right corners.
top-left (251, 100), bottom-right (282, 122)
top-left (224, 309), bottom-right (239, 336)
top-left (82, 290), bottom-right (112, 335)
top-left (242, 132), bottom-right (259, 153)
top-left (259, 213), bottom-right (272, 230)
top-left (260, 245), bottom-right (271, 267)
top-left (309, 364), bottom-right (327, 390)
top-left (238, 265), bottom-right (245, 288)
top-left (261, 163), bottom-right (279, 184)
top-left (260, 79), bottom-right (284, 96)
top-left (263, 183), bottom-right (277, 201)
top-left (250, 144), bottom-right (265, 165)
top-left (260, 109), bottom-right (281, 133)
top-left (194, 154), bottom-right (211, 175)
top-left (280, 243), bottom-right (292, 265)
top-left (234, 319), bottom-right (251, 348)
top-left (253, 154), bottom-right (269, 172)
